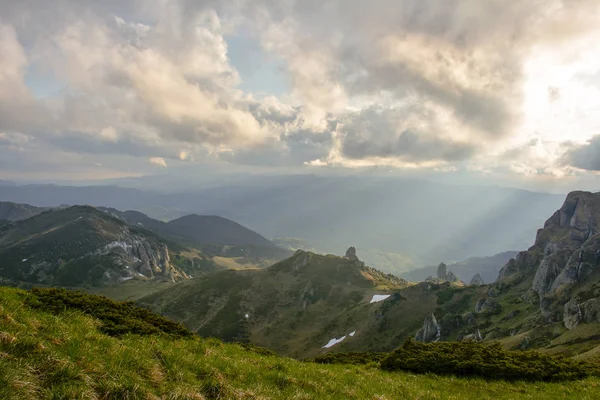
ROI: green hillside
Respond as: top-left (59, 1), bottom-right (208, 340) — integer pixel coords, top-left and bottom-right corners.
top-left (1, 286), bottom-right (599, 399)
top-left (138, 250), bottom-right (418, 357)
top-left (0, 206), bottom-right (221, 288)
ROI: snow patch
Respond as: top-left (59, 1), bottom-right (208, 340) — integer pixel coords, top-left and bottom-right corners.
top-left (120, 276), bottom-right (134, 281)
top-left (244, 313), bottom-right (249, 319)
top-left (349, 331), bottom-right (356, 337)
top-left (323, 336), bottom-right (347, 348)
top-left (22, 259), bottom-right (28, 262)
top-left (369, 294), bottom-right (391, 303)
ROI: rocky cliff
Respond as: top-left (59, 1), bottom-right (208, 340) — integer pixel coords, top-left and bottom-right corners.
top-left (497, 191), bottom-right (600, 328)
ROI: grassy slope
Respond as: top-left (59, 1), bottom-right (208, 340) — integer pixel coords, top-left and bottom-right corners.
top-left (1, 287), bottom-right (599, 399)
top-left (139, 252), bottom-right (409, 357)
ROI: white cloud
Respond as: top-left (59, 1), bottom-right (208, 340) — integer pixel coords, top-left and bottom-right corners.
top-left (149, 157), bottom-right (168, 167)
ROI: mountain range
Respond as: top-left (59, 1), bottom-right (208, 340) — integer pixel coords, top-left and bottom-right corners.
top-left (402, 251), bottom-right (520, 284)
top-left (0, 176), bottom-right (565, 271)
top-left (0, 203), bottom-right (291, 290)
top-left (136, 190), bottom-right (600, 359)
top-left (2, 189), bottom-right (600, 361)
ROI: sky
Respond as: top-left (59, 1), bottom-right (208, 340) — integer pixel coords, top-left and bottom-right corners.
top-left (2, 0), bottom-right (600, 192)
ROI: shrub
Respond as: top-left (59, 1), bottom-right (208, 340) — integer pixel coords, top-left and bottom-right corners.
top-left (310, 352), bottom-right (388, 365)
top-left (238, 343), bottom-right (277, 357)
top-left (380, 339), bottom-right (600, 382)
top-left (26, 288), bottom-right (192, 338)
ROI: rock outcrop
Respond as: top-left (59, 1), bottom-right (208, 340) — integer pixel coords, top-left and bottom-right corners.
top-left (446, 271), bottom-right (459, 283)
top-left (415, 313), bottom-right (441, 342)
top-left (461, 329), bottom-right (483, 342)
top-left (470, 273), bottom-right (484, 286)
top-left (345, 246), bottom-right (359, 261)
top-left (100, 235), bottom-right (187, 283)
top-left (474, 298), bottom-right (501, 315)
top-left (583, 298), bottom-right (600, 323)
top-left (494, 192), bottom-right (600, 331)
top-left (437, 263), bottom-right (447, 280)
top-left (529, 192), bottom-right (600, 295)
top-left (563, 298), bottom-right (582, 329)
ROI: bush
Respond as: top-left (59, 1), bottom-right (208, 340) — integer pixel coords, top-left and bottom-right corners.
top-left (26, 288), bottom-right (193, 338)
top-left (238, 343), bottom-right (277, 357)
top-left (380, 339), bottom-right (600, 382)
top-left (311, 352), bottom-right (388, 365)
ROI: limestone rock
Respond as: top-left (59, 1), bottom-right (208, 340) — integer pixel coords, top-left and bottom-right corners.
top-left (415, 313), bottom-right (441, 343)
top-left (462, 329), bottom-right (483, 342)
top-left (345, 246), bottom-right (359, 261)
top-left (532, 259), bottom-right (561, 295)
top-left (446, 271), bottom-right (457, 282)
top-left (470, 273), bottom-right (484, 286)
top-left (563, 298), bottom-right (582, 330)
top-left (475, 298), bottom-right (486, 313)
top-left (583, 298), bottom-right (600, 323)
top-left (437, 263), bottom-right (447, 280)
top-left (475, 298), bottom-right (502, 315)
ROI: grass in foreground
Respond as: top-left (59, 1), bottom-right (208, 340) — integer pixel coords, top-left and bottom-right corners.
top-left (0, 287), bottom-right (599, 399)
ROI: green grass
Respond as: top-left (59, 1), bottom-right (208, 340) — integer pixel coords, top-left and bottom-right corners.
top-left (2, 287), bottom-right (600, 399)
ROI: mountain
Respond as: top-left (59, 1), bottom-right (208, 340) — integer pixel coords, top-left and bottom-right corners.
top-left (167, 214), bottom-right (276, 248)
top-left (0, 201), bottom-right (47, 221)
top-left (138, 249), bottom-right (410, 357)
top-left (402, 251), bottom-right (520, 284)
top-left (98, 207), bottom-right (292, 260)
top-left (0, 206), bottom-right (217, 287)
top-left (0, 177), bottom-right (565, 267)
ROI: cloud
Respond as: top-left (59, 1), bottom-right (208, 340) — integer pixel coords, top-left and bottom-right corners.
top-left (562, 136), bottom-right (600, 171)
top-left (149, 157), bottom-right (168, 168)
top-left (1, 0), bottom-right (600, 182)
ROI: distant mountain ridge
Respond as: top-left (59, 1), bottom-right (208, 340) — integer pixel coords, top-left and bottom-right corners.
top-left (403, 251), bottom-right (520, 284)
top-left (97, 207), bottom-right (291, 260)
top-left (0, 201), bottom-right (47, 222)
top-left (0, 178), bottom-right (565, 265)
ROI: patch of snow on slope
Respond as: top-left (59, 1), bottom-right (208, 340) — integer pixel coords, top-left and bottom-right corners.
top-left (349, 331), bottom-right (356, 337)
top-left (120, 276), bottom-right (134, 281)
top-left (244, 313), bottom-right (249, 319)
top-left (22, 259), bottom-right (28, 262)
top-left (370, 294), bottom-right (391, 303)
top-left (323, 336), bottom-right (347, 348)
